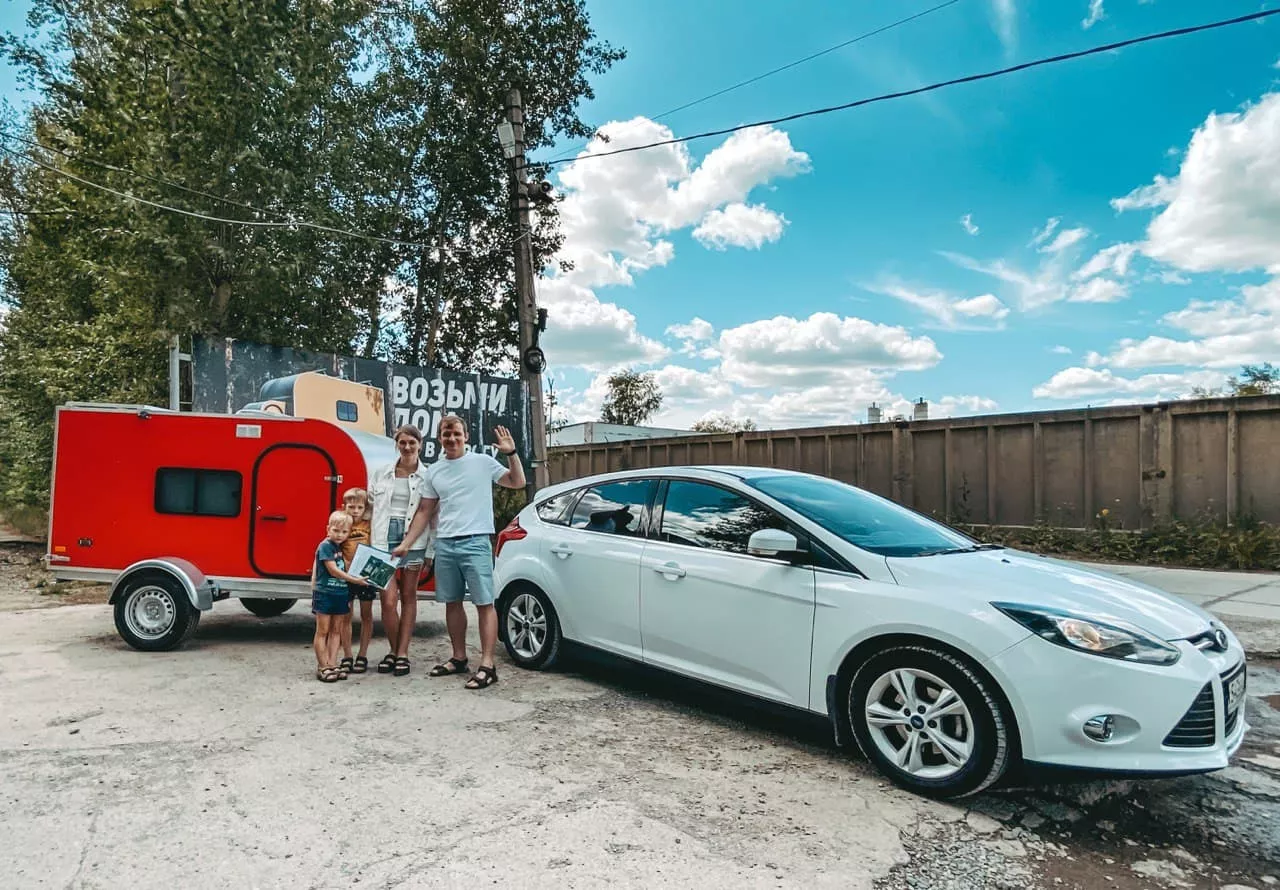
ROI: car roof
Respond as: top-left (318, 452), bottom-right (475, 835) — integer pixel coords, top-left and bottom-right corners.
top-left (534, 465), bottom-right (811, 500)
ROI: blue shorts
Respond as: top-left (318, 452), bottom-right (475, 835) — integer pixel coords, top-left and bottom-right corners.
top-left (312, 589), bottom-right (350, 615)
top-left (434, 535), bottom-right (495, 606)
top-left (387, 517), bottom-right (428, 569)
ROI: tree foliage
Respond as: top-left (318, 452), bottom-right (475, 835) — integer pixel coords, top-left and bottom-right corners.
top-left (0, 0), bottom-right (621, 508)
top-left (1190, 363), bottom-right (1280, 399)
top-left (600, 369), bottom-right (662, 426)
top-left (691, 413), bottom-right (757, 433)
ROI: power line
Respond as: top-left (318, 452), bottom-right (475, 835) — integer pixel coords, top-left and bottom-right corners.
top-left (547, 8), bottom-right (1280, 168)
top-left (545, 0), bottom-right (964, 163)
top-left (1, 143), bottom-right (535, 249)
top-left (0, 128), bottom-right (293, 220)
top-left (0, 144), bottom-right (428, 247)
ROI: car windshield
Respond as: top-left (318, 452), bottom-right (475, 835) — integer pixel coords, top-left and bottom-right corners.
top-left (746, 474), bottom-right (989, 558)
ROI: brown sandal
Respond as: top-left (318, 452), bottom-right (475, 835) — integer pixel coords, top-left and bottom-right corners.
top-left (428, 657), bottom-right (469, 677)
top-left (464, 665), bottom-right (498, 690)
top-left (316, 667), bottom-right (340, 683)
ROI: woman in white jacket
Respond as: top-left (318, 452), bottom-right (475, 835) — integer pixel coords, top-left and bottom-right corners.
top-left (368, 424), bottom-right (435, 676)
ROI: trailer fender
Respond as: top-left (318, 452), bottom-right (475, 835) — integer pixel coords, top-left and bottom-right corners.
top-left (108, 559), bottom-right (215, 612)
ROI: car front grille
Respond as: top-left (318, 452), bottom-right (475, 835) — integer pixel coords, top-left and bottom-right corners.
top-left (1163, 682), bottom-right (1216, 748)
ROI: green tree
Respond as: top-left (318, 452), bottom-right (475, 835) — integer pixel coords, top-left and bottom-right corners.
top-left (355, 0), bottom-right (622, 371)
top-left (1191, 363), bottom-right (1280, 399)
top-left (0, 0), bottom-right (622, 509)
top-left (600, 370), bottom-right (662, 426)
top-left (691, 413), bottom-right (757, 433)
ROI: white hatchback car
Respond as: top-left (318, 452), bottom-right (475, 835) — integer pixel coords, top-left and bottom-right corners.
top-left (492, 466), bottom-right (1248, 798)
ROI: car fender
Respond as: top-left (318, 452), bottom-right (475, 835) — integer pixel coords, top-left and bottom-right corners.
top-left (108, 558), bottom-right (215, 611)
top-left (494, 549), bottom-right (580, 638)
top-left (809, 575), bottom-right (1031, 715)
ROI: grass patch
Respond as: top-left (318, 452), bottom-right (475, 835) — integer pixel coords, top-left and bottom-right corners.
top-left (965, 519), bottom-right (1280, 571)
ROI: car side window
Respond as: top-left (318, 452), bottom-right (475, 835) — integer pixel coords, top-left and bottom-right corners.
top-left (659, 480), bottom-right (787, 555)
top-left (535, 491), bottom-right (576, 526)
top-left (569, 480), bottom-right (651, 536)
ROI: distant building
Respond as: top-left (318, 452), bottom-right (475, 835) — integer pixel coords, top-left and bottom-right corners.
top-left (549, 422), bottom-right (699, 447)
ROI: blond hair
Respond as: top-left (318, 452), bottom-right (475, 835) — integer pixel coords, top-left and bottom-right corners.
top-left (327, 510), bottom-right (353, 529)
top-left (342, 487), bottom-right (372, 521)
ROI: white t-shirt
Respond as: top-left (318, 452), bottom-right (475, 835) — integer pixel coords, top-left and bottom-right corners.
top-left (420, 451), bottom-right (509, 538)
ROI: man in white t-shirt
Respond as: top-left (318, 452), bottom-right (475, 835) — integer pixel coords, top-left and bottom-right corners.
top-left (393, 414), bottom-right (525, 690)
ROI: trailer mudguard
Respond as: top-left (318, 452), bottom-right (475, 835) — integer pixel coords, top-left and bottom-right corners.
top-left (108, 558), bottom-right (215, 611)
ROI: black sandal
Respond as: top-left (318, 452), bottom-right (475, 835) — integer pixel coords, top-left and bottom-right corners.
top-left (464, 665), bottom-right (498, 690)
top-left (428, 657), bottom-right (469, 677)
top-left (376, 653), bottom-right (397, 674)
top-left (338, 657), bottom-right (353, 679)
top-left (351, 656), bottom-right (368, 674)
top-left (393, 656), bottom-right (411, 677)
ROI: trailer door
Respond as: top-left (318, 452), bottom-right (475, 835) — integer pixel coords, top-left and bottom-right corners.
top-left (250, 445), bottom-right (338, 578)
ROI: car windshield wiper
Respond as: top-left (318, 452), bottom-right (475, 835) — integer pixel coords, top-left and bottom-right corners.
top-left (911, 543), bottom-right (1005, 557)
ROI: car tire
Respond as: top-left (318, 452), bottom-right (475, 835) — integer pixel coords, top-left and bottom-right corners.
top-left (113, 574), bottom-right (201, 652)
top-left (847, 645), bottom-right (1011, 799)
top-left (498, 585), bottom-right (562, 670)
top-left (241, 597), bottom-right (297, 618)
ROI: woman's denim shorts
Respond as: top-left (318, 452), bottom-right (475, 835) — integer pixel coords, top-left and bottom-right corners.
top-left (387, 517), bottom-right (427, 569)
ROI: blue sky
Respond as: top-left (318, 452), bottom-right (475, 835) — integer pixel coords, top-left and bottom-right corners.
top-left (5, 2), bottom-right (1280, 429)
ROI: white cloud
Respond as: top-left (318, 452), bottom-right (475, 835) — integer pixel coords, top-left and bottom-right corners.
top-left (1075, 242), bottom-right (1139, 280)
top-left (1033, 367), bottom-right (1227, 400)
top-left (873, 282), bottom-right (1009, 329)
top-left (960, 213), bottom-right (979, 236)
top-left (665, 317), bottom-right (714, 342)
top-left (991, 0), bottom-right (1016, 53)
top-left (1051, 345), bottom-right (1073, 355)
top-left (942, 251), bottom-right (1072, 310)
top-left (1092, 279), bottom-right (1280, 370)
top-left (1069, 277), bottom-right (1128, 303)
top-left (1114, 93), bottom-right (1280, 273)
top-left (538, 279), bottom-right (670, 371)
top-left (693, 203), bottom-right (787, 250)
top-left (650, 364), bottom-right (734, 402)
top-left (1040, 226), bottom-right (1089, 254)
top-left (1157, 271), bottom-right (1191, 285)
top-left (718, 312), bottom-right (942, 389)
top-left (1111, 176), bottom-right (1176, 212)
top-left (543, 118), bottom-right (810, 371)
top-left (1030, 217), bottom-right (1061, 248)
top-left (953, 293), bottom-right (1009, 318)
top-left (1082, 0), bottom-right (1105, 29)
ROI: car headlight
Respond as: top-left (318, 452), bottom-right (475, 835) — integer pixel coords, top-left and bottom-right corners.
top-left (993, 603), bottom-right (1180, 666)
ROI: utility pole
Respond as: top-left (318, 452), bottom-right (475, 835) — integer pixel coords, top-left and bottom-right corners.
top-left (501, 88), bottom-right (550, 499)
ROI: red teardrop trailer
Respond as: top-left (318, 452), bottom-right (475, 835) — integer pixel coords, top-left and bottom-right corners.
top-left (46, 402), bottom-right (425, 650)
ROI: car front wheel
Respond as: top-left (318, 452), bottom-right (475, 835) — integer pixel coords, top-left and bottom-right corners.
top-left (848, 645), bottom-right (1011, 798)
top-left (498, 585), bottom-right (562, 670)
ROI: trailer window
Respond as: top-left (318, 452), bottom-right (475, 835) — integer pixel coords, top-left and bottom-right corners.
top-left (155, 469), bottom-right (243, 518)
top-left (336, 400), bottom-right (358, 422)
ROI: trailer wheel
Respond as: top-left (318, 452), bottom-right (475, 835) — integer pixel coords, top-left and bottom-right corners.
top-left (113, 575), bottom-right (200, 652)
top-left (241, 598), bottom-right (297, 618)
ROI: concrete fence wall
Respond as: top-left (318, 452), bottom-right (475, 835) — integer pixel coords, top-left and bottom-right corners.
top-left (546, 395), bottom-right (1280, 529)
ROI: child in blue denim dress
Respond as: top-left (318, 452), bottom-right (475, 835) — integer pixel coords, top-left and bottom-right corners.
top-left (312, 511), bottom-right (371, 682)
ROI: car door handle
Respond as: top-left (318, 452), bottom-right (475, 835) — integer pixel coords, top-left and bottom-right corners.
top-left (261, 514), bottom-right (287, 522)
top-left (653, 562), bottom-right (686, 579)
top-left (550, 545), bottom-right (573, 558)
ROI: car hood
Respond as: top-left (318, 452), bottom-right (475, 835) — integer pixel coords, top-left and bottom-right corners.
top-left (884, 549), bottom-right (1213, 640)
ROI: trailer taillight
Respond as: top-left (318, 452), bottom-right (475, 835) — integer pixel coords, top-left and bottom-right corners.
top-left (494, 516), bottom-right (528, 558)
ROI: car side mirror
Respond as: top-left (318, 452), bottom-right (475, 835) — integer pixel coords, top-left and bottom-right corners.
top-left (747, 528), bottom-right (808, 564)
